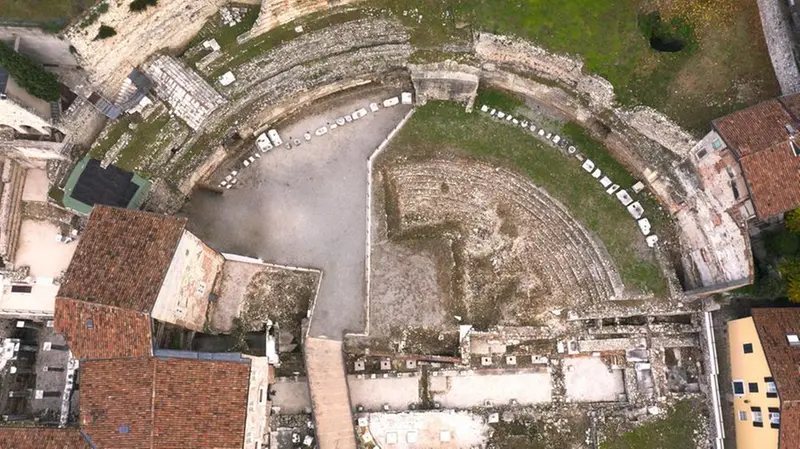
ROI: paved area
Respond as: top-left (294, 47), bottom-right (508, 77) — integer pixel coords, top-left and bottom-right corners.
top-left (563, 356), bottom-right (625, 402)
top-left (304, 337), bottom-right (357, 449)
top-left (361, 410), bottom-right (490, 449)
top-left (184, 89), bottom-right (411, 338)
top-left (271, 377), bottom-right (312, 415)
top-left (429, 370), bottom-right (551, 409)
top-left (348, 374), bottom-right (420, 412)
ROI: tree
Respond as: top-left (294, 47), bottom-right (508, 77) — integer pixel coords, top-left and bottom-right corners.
top-left (779, 257), bottom-right (800, 303)
top-left (785, 208), bottom-right (800, 233)
top-left (95, 25), bottom-right (117, 40)
top-left (0, 41), bottom-right (60, 101)
top-left (130, 0), bottom-right (158, 12)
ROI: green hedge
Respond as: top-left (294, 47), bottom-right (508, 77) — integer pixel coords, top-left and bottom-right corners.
top-left (0, 41), bottom-right (60, 102)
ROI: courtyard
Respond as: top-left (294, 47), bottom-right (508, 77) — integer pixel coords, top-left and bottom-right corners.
top-left (184, 87), bottom-right (413, 338)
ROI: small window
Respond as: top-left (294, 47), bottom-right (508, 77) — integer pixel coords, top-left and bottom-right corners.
top-left (788, 334), bottom-right (800, 346)
top-left (118, 425), bottom-right (129, 434)
top-left (743, 343), bottom-right (753, 354)
top-left (766, 379), bottom-right (778, 397)
top-left (712, 139), bottom-right (722, 150)
top-left (11, 285), bottom-right (32, 293)
top-left (738, 410), bottom-right (748, 421)
top-left (769, 411), bottom-right (780, 428)
top-left (258, 388), bottom-right (265, 404)
top-left (748, 382), bottom-right (759, 393)
top-left (791, 140), bottom-right (800, 157)
top-left (696, 148), bottom-right (708, 160)
top-left (733, 380), bottom-right (745, 396)
top-left (86, 319), bottom-right (94, 329)
top-left (752, 408), bottom-right (763, 427)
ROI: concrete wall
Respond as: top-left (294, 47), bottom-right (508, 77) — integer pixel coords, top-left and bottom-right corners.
top-left (243, 356), bottom-right (273, 448)
top-left (151, 230), bottom-right (224, 331)
top-left (727, 317), bottom-right (780, 449)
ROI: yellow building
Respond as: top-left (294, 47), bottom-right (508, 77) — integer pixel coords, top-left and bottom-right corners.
top-left (727, 308), bottom-right (800, 449)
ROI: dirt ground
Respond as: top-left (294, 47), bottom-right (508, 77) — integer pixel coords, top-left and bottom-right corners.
top-left (366, 156), bottom-right (624, 351)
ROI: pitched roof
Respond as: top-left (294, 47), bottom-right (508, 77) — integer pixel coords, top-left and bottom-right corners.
top-left (81, 357), bottom-right (250, 449)
top-left (751, 308), bottom-right (800, 449)
top-left (0, 428), bottom-right (91, 449)
top-left (712, 94), bottom-right (800, 218)
top-left (58, 206), bottom-right (186, 313)
top-left (54, 297), bottom-right (152, 360)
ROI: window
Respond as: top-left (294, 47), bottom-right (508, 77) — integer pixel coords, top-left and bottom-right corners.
top-left (769, 408), bottom-right (780, 429)
top-left (748, 382), bottom-right (759, 393)
top-left (766, 377), bottom-right (778, 398)
top-left (788, 334), bottom-right (800, 347)
top-left (733, 380), bottom-right (745, 396)
top-left (259, 388), bottom-right (265, 404)
top-left (743, 343), bottom-right (753, 354)
top-left (752, 407), bottom-right (763, 427)
top-left (712, 139), bottom-right (722, 150)
top-left (738, 410), bottom-right (747, 421)
top-left (86, 319), bottom-right (94, 329)
top-left (11, 285), bottom-right (32, 293)
top-left (791, 140), bottom-right (800, 157)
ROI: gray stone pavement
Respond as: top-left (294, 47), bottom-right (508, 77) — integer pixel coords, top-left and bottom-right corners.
top-left (563, 356), bottom-right (625, 402)
top-left (271, 377), bottom-right (312, 415)
top-left (430, 370), bottom-right (552, 409)
top-left (184, 88), bottom-right (411, 338)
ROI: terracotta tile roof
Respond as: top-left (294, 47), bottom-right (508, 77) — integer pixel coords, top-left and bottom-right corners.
top-left (0, 428), bottom-right (91, 449)
top-left (751, 308), bottom-right (800, 449)
top-left (81, 357), bottom-right (250, 449)
top-left (737, 143), bottom-right (800, 219)
top-left (54, 297), bottom-right (152, 360)
top-left (58, 206), bottom-right (186, 313)
top-left (712, 94), bottom-right (800, 218)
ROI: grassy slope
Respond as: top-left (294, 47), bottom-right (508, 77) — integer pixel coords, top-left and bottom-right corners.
top-left (388, 101), bottom-right (668, 297)
top-left (0, 0), bottom-right (95, 24)
top-left (600, 400), bottom-right (704, 449)
top-left (369, 0), bottom-right (778, 134)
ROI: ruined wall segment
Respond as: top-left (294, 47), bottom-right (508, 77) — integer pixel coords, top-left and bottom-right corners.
top-left (409, 61), bottom-right (480, 112)
top-left (472, 34), bottom-right (750, 292)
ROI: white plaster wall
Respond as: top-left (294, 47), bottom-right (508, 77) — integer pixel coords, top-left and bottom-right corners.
top-left (151, 230), bottom-right (224, 330)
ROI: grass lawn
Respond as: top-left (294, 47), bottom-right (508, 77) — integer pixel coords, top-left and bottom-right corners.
top-left (365, 0), bottom-right (778, 134)
top-left (88, 106), bottom-right (175, 176)
top-left (0, 0), bottom-right (95, 28)
top-left (387, 101), bottom-right (669, 297)
top-left (600, 400), bottom-right (705, 449)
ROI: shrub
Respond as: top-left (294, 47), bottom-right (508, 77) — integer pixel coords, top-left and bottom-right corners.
top-left (779, 257), bottom-right (800, 303)
top-left (0, 41), bottom-right (60, 101)
top-left (130, 0), bottom-right (158, 12)
top-left (786, 208), bottom-right (800, 233)
top-left (95, 25), bottom-right (117, 40)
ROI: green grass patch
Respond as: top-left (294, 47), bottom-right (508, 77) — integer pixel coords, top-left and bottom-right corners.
top-left (475, 88), bottom-right (526, 113)
top-left (600, 400), bottom-right (704, 449)
top-left (356, 0), bottom-right (778, 134)
top-left (387, 101), bottom-right (668, 296)
top-left (88, 108), bottom-right (173, 175)
top-left (0, 0), bottom-right (93, 25)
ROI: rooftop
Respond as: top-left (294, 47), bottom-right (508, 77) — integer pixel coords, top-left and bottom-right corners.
top-left (751, 308), bottom-right (800, 449)
top-left (0, 428), bottom-right (90, 449)
top-left (57, 205), bottom-right (186, 313)
top-left (80, 356), bottom-right (250, 449)
top-left (62, 156), bottom-right (151, 215)
top-left (54, 298), bottom-right (153, 360)
top-left (712, 93), bottom-right (800, 219)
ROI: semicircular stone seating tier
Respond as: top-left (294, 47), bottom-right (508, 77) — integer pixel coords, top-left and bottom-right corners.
top-left (386, 159), bottom-right (625, 310)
